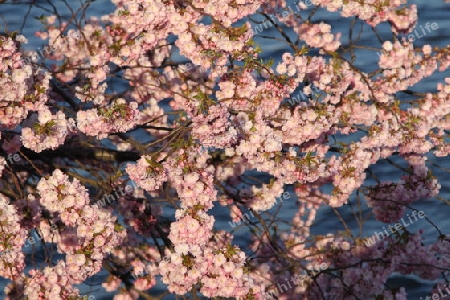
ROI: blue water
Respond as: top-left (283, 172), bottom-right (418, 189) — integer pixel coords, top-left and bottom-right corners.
top-left (1, 0), bottom-right (450, 299)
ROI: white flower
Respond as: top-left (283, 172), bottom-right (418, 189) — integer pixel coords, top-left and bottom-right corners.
top-left (15, 35), bottom-right (28, 44)
top-left (276, 63), bottom-right (287, 74)
top-left (264, 137), bottom-right (281, 153)
top-left (423, 44), bottom-right (432, 55)
top-left (383, 41), bottom-right (393, 52)
top-left (11, 69), bottom-right (28, 83)
top-left (38, 109), bottom-right (53, 124)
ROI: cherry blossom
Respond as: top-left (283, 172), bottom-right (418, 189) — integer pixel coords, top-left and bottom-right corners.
top-left (1, 0), bottom-right (450, 299)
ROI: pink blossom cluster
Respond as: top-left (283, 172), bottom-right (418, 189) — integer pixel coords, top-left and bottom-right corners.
top-left (330, 144), bottom-right (376, 207)
top-left (401, 83), bottom-right (450, 156)
top-left (258, 78), bottom-right (298, 115)
top-left (379, 40), bottom-right (434, 73)
top-left (76, 99), bottom-right (140, 139)
top-left (313, 0), bottom-right (417, 34)
top-left (387, 4), bottom-right (418, 34)
top-left (35, 170), bottom-right (126, 284)
top-left (375, 44), bottom-right (438, 104)
top-left (244, 180), bottom-right (285, 212)
top-left (215, 70), bottom-right (260, 113)
top-left (24, 261), bottom-right (81, 300)
top-left (235, 112), bottom-right (283, 161)
top-left (168, 209), bottom-right (215, 248)
top-left (125, 155), bottom-right (167, 192)
top-left (36, 169), bottom-right (90, 213)
top-left (0, 34), bottom-right (51, 129)
top-left (161, 208), bottom-right (255, 297)
top-left (108, 0), bottom-right (201, 65)
top-left (177, 23), bottom-right (251, 69)
top-left (154, 149), bottom-right (257, 298)
top-left (37, 24), bottom-right (143, 139)
top-left (197, 0), bottom-right (264, 27)
top-left (158, 244), bottom-right (254, 298)
top-left (21, 109), bottom-right (72, 152)
top-left (191, 104), bottom-right (238, 148)
top-left (44, 25), bottom-right (110, 85)
top-left (163, 151), bottom-right (217, 210)
top-left (0, 194), bottom-right (27, 280)
top-left (294, 22), bottom-right (341, 52)
top-left (281, 104), bottom-right (339, 145)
